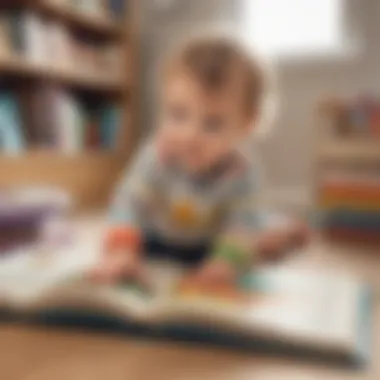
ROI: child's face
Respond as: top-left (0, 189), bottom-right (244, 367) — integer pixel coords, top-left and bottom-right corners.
top-left (157, 71), bottom-right (254, 174)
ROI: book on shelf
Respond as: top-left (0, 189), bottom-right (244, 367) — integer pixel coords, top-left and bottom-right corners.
top-left (319, 170), bottom-right (380, 211)
top-left (321, 209), bottom-right (380, 231)
top-left (55, 90), bottom-right (85, 153)
top-left (0, 14), bottom-right (11, 58)
top-left (76, 0), bottom-right (106, 18)
top-left (0, 9), bottom-right (122, 80)
top-left (0, 246), bottom-right (372, 368)
top-left (18, 83), bottom-right (123, 152)
top-left (320, 185), bottom-right (380, 202)
top-left (321, 170), bottom-right (380, 186)
top-left (106, 0), bottom-right (127, 20)
top-left (22, 11), bottom-right (46, 65)
top-left (22, 85), bottom-right (60, 148)
top-left (323, 96), bottom-right (380, 139)
top-left (320, 198), bottom-right (380, 213)
top-left (84, 111), bottom-right (101, 149)
top-left (319, 169), bottom-right (380, 231)
top-left (18, 86), bottom-right (40, 146)
top-left (325, 227), bottom-right (380, 243)
top-left (44, 20), bottom-right (72, 70)
top-left (0, 9), bottom-right (49, 64)
top-left (44, 0), bottom-right (126, 21)
top-left (0, 92), bottom-right (25, 154)
top-left (99, 103), bottom-right (122, 149)
top-left (3, 10), bottom-right (45, 63)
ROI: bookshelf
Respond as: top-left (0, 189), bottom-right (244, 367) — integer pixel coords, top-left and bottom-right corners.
top-left (318, 140), bottom-right (380, 164)
top-left (0, 55), bottom-right (123, 92)
top-left (37, 0), bottom-right (124, 37)
top-left (0, 0), bottom-right (139, 210)
top-left (315, 98), bottom-right (380, 245)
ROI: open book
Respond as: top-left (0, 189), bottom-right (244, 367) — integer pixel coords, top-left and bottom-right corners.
top-left (0, 245), bottom-right (371, 368)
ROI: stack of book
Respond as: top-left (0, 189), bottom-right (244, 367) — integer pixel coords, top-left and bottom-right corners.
top-left (0, 89), bottom-right (25, 154)
top-left (104, 0), bottom-right (127, 20)
top-left (319, 170), bottom-right (380, 243)
top-left (322, 97), bottom-right (380, 138)
top-left (0, 186), bottom-right (72, 252)
top-left (0, 86), bottom-right (123, 154)
top-left (49, 0), bottom-right (127, 20)
top-left (0, 8), bottom-right (123, 77)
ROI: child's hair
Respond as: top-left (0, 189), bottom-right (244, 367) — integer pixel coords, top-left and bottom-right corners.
top-left (162, 35), bottom-right (275, 130)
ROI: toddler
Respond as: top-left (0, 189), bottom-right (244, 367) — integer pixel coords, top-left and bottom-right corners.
top-left (92, 37), bottom-right (309, 286)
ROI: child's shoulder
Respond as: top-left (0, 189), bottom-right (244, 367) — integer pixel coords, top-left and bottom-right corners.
top-left (218, 151), bottom-right (262, 197)
top-left (227, 150), bottom-right (261, 182)
top-left (130, 141), bottom-right (160, 173)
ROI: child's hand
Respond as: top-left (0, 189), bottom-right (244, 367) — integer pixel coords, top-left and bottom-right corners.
top-left (257, 220), bottom-right (312, 262)
top-left (90, 250), bottom-right (146, 285)
top-left (193, 258), bottom-right (238, 287)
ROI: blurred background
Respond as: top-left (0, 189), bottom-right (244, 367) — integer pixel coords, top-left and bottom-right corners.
top-left (1, 2), bottom-right (380, 379)
top-left (139, 0), bottom-right (376, 211)
top-left (1, 0), bottom-right (380, 245)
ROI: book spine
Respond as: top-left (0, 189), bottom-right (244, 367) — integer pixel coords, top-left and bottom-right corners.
top-left (45, 21), bottom-right (71, 69)
top-left (324, 227), bottom-right (380, 243)
top-left (0, 93), bottom-right (25, 154)
top-left (59, 92), bottom-right (78, 154)
top-left (99, 104), bottom-right (122, 149)
top-left (107, 0), bottom-right (126, 19)
top-left (320, 185), bottom-right (380, 201)
top-left (18, 11), bottom-right (44, 64)
top-left (0, 14), bottom-right (11, 58)
top-left (8, 10), bottom-right (24, 54)
top-left (370, 106), bottom-right (380, 138)
top-left (323, 209), bottom-right (380, 230)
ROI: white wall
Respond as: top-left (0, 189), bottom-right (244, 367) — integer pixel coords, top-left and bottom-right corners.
top-left (140, 0), bottom-right (380, 207)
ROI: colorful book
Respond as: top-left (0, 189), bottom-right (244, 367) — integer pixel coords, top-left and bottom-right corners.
top-left (26, 85), bottom-right (62, 148)
top-left (370, 107), bottom-right (380, 138)
top-left (0, 14), bottom-right (11, 57)
top-left (85, 116), bottom-right (101, 149)
top-left (324, 227), bottom-right (380, 244)
top-left (56, 91), bottom-right (85, 153)
top-left (99, 104), bottom-right (122, 149)
top-left (0, 248), bottom-right (372, 368)
top-left (106, 0), bottom-right (126, 19)
top-left (7, 10), bottom-right (24, 54)
top-left (22, 11), bottom-right (46, 64)
top-left (320, 198), bottom-right (380, 212)
top-left (0, 93), bottom-right (25, 154)
top-left (320, 183), bottom-right (380, 202)
top-left (44, 21), bottom-right (71, 69)
top-left (322, 209), bottom-right (380, 230)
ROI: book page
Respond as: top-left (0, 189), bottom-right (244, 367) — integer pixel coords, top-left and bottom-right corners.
top-left (0, 246), bottom-right (362, 355)
top-left (148, 265), bottom-right (362, 353)
top-left (0, 246), bottom-right (184, 321)
top-left (0, 238), bottom-right (100, 309)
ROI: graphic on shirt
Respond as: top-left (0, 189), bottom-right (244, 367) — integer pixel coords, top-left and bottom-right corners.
top-left (168, 196), bottom-right (224, 230)
top-left (108, 144), bottom-right (260, 242)
top-left (169, 199), bottom-right (199, 228)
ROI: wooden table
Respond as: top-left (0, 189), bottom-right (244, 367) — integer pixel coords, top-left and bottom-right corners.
top-left (1, 239), bottom-right (379, 380)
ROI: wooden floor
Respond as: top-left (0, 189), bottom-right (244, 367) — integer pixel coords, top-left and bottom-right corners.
top-left (1, 239), bottom-right (379, 380)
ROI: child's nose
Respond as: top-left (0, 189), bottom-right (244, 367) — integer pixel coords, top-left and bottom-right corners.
top-left (183, 125), bottom-right (199, 144)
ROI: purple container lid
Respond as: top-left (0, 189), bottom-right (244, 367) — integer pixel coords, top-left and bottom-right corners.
top-left (0, 187), bottom-right (72, 227)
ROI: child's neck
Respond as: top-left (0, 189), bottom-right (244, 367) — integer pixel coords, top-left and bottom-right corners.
top-left (180, 152), bottom-right (239, 183)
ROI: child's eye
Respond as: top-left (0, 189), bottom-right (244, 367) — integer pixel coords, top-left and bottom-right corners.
top-left (203, 116), bottom-right (224, 133)
top-left (168, 105), bottom-right (189, 123)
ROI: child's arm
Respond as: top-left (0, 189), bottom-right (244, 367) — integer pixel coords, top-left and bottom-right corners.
top-left (211, 176), bottom-right (262, 272)
top-left (197, 174), bottom-right (310, 284)
top-left (92, 145), bottom-right (158, 282)
top-left (194, 174), bottom-right (261, 285)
